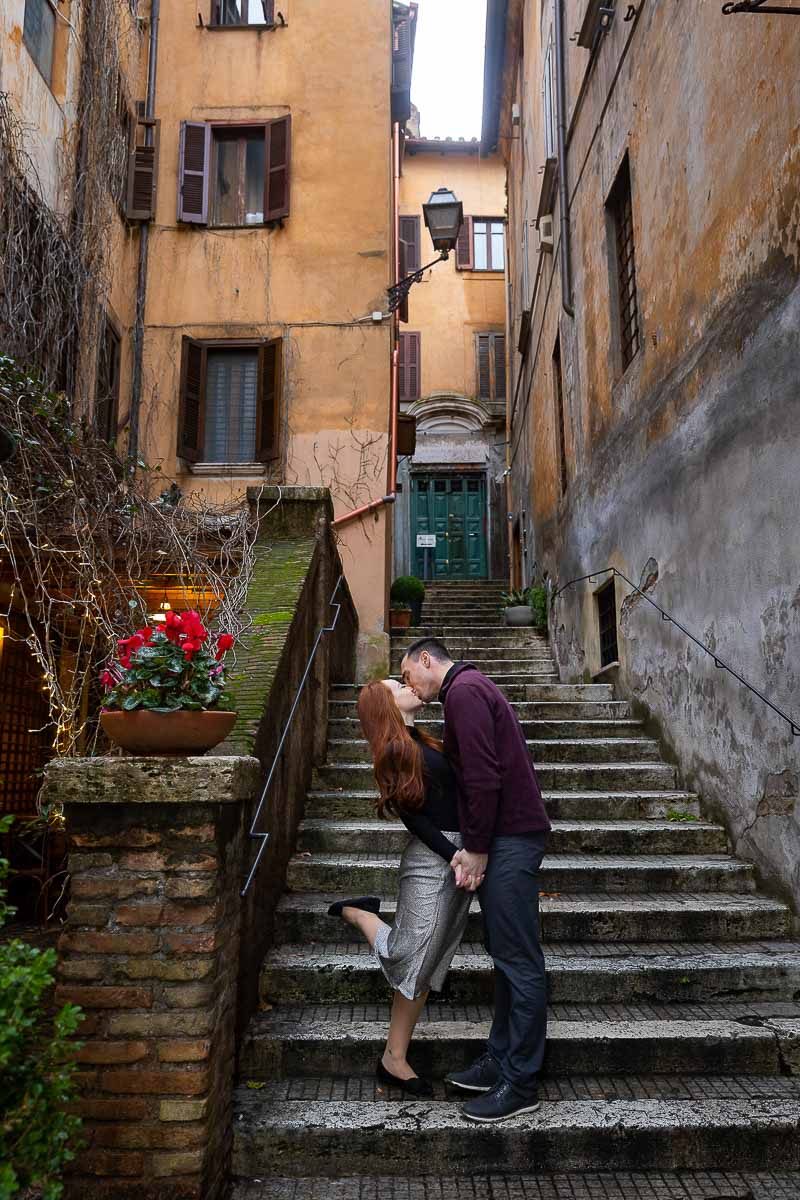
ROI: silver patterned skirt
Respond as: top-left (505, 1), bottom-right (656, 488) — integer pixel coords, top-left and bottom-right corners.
top-left (373, 831), bottom-right (471, 1000)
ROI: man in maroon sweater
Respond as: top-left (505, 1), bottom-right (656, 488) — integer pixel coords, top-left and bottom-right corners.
top-left (401, 637), bottom-right (551, 1123)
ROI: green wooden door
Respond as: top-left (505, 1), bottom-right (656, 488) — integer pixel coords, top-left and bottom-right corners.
top-left (410, 475), bottom-right (487, 579)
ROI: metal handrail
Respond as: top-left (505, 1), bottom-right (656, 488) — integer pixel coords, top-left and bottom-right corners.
top-left (241, 574), bottom-right (345, 896)
top-left (552, 567), bottom-right (800, 738)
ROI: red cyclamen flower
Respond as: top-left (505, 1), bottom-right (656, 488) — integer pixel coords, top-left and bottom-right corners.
top-left (215, 633), bottom-right (234, 661)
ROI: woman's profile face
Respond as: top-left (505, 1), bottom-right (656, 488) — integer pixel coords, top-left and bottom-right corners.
top-left (381, 677), bottom-right (424, 716)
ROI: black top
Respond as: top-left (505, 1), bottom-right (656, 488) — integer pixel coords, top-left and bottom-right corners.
top-left (396, 726), bottom-right (461, 862)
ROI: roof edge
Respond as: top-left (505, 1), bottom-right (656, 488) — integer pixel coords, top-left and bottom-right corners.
top-left (481, 0), bottom-right (509, 153)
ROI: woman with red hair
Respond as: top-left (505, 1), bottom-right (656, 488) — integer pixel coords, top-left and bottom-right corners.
top-left (328, 678), bottom-right (475, 1096)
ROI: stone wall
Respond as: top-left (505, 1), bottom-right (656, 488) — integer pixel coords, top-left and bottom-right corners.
top-left (48, 757), bottom-right (260, 1200)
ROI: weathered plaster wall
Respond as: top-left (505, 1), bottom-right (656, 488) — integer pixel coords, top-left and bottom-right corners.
top-left (502, 1), bottom-right (800, 904)
top-left (136, 0), bottom-right (394, 637)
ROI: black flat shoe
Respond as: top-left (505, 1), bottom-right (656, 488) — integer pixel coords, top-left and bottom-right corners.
top-left (327, 896), bottom-right (381, 918)
top-left (376, 1059), bottom-right (434, 1098)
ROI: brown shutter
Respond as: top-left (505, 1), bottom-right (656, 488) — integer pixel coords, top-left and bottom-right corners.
top-left (177, 338), bottom-right (206, 462)
top-left (399, 216), bottom-right (420, 271)
top-left (398, 333), bottom-right (407, 403)
top-left (125, 120), bottom-right (160, 221)
top-left (455, 216), bottom-right (474, 270)
top-left (265, 115), bottom-right (291, 221)
top-left (477, 333), bottom-right (491, 399)
top-left (398, 238), bottom-right (409, 324)
top-left (408, 332), bottom-right (421, 401)
top-left (178, 121), bottom-right (210, 224)
top-left (256, 339), bottom-right (281, 461)
top-left (494, 334), bottom-right (506, 401)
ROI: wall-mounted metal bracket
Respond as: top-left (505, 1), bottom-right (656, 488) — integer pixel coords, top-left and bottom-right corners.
top-left (723, 0), bottom-right (800, 12)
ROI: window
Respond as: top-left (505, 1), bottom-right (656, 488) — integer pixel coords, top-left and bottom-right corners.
top-left (399, 216), bottom-right (421, 273)
top-left (553, 333), bottom-right (568, 495)
top-left (96, 318), bottom-right (122, 444)
top-left (211, 0), bottom-right (274, 25)
top-left (596, 579), bottom-right (619, 668)
top-left (399, 332), bottom-right (421, 403)
top-left (177, 338), bottom-right (282, 464)
top-left (23, 0), bottom-right (56, 87)
top-left (606, 154), bottom-right (641, 372)
top-left (542, 38), bottom-right (556, 160)
top-left (476, 333), bottom-right (506, 403)
top-left (473, 219), bottom-right (505, 271)
top-left (178, 117), bottom-right (291, 226)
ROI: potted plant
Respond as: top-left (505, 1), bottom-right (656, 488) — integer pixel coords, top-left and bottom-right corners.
top-left (389, 602), bottom-right (412, 630)
top-left (390, 575), bottom-right (426, 625)
top-left (501, 587), bottom-right (535, 627)
top-left (529, 585), bottom-right (548, 630)
top-left (99, 610), bottom-right (237, 756)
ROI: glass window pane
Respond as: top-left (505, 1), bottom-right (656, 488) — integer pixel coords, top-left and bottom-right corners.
top-left (244, 135), bottom-right (265, 223)
top-left (491, 225), bottom-right (505, 270)
top-left (204, 350), bottom-right (258, 463)
top-left (213, 138), bottom-right (239, 226)
top-left (246, 0), bottom-right (269, 23)
top-left (221, 0), bottom-right (246, 23)
top-left (24, 0), bottom-right (56, 86)
top-left (474, 225), bottom-right (488, 271)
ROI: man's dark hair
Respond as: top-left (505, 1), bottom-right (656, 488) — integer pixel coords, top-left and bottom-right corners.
top-left (402, 637), bottom-right (452, 664)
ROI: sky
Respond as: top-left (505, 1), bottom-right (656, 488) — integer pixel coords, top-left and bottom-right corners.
top-left (410, 0), bottom-right (487, 140)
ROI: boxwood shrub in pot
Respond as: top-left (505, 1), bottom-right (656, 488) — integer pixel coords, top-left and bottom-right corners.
top-left (390, 576), bottom-right (425, 625)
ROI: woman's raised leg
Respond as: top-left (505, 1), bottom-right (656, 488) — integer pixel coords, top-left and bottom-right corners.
top-left (341, 906), bottom-right (385, 947)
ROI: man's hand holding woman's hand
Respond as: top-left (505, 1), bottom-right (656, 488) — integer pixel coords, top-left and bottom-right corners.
top-left (451, 848), bottom-right (488, 892)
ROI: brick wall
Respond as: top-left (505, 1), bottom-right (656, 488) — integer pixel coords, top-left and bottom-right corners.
top-left (47, 756), bottom-right (260, 1200)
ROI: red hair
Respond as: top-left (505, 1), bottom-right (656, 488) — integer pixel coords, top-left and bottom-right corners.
top-left (357, 681), bottom-right (443, 820)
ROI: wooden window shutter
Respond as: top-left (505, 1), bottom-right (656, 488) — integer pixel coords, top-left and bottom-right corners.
top-left (455, 216), bottom-right (474, 270)
top-left (125, 120), bottom-right (160, 221)
top-left (391, 16), bottom-right (412, 123)
top-left (494, 334), bottom-right (507, 401)
top-left (408, 332), bottom-right (421, 401)
top-left (178, 337), bottom-right (206, 461)
top-left (399, 216), bottom-right (420, 271)
top-left (265, 115), bottom-right (291, 221)
top-left (398, 334), bottom-right (407, 403)
top-left (398, 238), bottom-right (409, 324)
top-left (178, 121), bottom-right (210, 224)
top-left (477, 333), bottom-right (491, 399)
top-left (256, 339), bottom-right (281, 461)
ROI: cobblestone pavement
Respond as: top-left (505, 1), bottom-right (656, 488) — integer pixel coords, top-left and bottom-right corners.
top-left (231, 1172), bottom-right (800, 1199)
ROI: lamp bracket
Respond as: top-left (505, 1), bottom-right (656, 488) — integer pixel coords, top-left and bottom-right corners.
top-left (387, 250), bottom-right (449, 314)
top-left (722, 0), bottom-right (800, 11)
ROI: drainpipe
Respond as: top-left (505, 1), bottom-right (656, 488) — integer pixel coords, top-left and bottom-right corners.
top-left (128, 0), bottom-right (160, 466)
top-left (554, 0), bottom-right (574, 318)
top-left (332, 121), bottom-right (401, 529)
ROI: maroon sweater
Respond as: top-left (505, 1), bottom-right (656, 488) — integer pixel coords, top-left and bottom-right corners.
top-left (440, 662), bottom-right (551, 854)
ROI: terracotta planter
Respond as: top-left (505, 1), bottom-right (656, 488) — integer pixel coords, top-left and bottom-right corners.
top-left (100, 709), bottom-right (238, 757)
top-left (390, 608), bottom-right (412, 630)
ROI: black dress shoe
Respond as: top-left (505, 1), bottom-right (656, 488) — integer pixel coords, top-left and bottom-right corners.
top-left (376, 1059), bottom-right (434, 1097)
top-left (445, 1051), bottom-right (501, 1093)
top-left (327, 896), bottom-right (381, 918)
top-left (462, 1081), bottom-right (541, 1123)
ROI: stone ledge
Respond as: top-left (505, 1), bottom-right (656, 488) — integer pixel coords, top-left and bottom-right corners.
top-left (46, 757), bottom-right (261, 805)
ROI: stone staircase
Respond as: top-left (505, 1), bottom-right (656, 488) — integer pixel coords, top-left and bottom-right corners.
top-left (231, 580), bottom-right (800, 1198)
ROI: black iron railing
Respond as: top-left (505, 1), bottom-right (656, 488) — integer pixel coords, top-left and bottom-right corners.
top-left (241, 575), bottom-right (345, 896)
top-left (553, 566), bottom-right (800, 738)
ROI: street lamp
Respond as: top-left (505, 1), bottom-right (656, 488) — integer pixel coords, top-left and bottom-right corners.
top-left (388, 186), bottom-right (463, 314)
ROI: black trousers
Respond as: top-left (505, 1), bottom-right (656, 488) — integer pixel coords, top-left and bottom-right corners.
top-left (478, 831), bottom-right (548, 1097)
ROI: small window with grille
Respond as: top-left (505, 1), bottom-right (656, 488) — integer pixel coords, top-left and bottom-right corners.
top-left (596, 579), bottom-right (619, 668)
top-left (606, 154), bottom-right (640, 373)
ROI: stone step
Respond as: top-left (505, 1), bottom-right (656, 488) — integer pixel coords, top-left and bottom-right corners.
top-left (259, 941), bottom-right (800, 1006)
top-left (232, 1079), bottom-right (800, 1175)
top-left (328, 699), bottom-right (633, 721)
top-left (328, 717), bottom-right (646, 741)
top-left (391, 630), bottom-right (549, 647)
top-left (312, 761), bottom-right (679, 793)
top-left (331, 684), bottom-right (613, 703)
top-left (390, 653), bottom-right (557, 669)
top-left (297, 819), bottom-right (728, 857)
top-left (229, 1171), bottom-right (800, 1200)
top-left (304, 788), bottom-right (702, 822)
top-left (326, 737), bottom-right (662, 765)
top-left (285, 852), bottom-right (754, 897)
top-left (239, 1008), bottom-right (799, 1080)
top-left (273, 892), bottom-right (789, 946)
